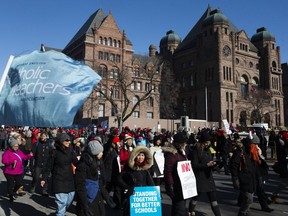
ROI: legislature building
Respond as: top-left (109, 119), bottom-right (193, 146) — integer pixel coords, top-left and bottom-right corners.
top-left (56, 5), bottom-right (284, 129)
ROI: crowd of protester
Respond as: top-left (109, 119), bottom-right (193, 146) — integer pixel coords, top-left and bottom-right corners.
top-left (0, 125), bottom-right (287, 216)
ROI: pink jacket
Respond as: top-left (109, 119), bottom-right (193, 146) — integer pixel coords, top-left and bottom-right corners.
top-left (2, 148), bottom-right (32, 175)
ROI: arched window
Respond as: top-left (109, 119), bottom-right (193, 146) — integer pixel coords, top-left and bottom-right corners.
top-left (240, 75), bottom-right (248, 98)
top-left (104, 37), bottom-right (107, 45)
top-left (98, 64), bottom-right (107, 78)
top-left (252, 77), bottom-right (259, 86)
top-left (272, 61), bottom-right (277, 68)
top-left (117, 40), bottom-right (121, 48)
top-left (113, 39), bottom-right (116, 47)
top-left (99, 37), bottom-right (103, 44)
top-left (108, 37), bottom-right (112, 46)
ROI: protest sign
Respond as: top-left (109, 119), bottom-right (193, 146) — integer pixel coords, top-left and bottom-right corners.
top-left (0, 50), bottom-right (101, 127)
top-left (177, 160), bottom-right (197, 199)
top-left (130, 186), bottom-right (161, 216)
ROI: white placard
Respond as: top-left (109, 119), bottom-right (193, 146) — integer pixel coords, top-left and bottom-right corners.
top-left (177, 160), bottom-right (197, 199)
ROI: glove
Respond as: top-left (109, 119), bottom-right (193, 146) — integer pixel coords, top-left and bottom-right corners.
top-left (232, 178), bottom-right (240, 190)
top-left (83, 205), bottom-right (94, 216)
top-left (166, 185), bottom-right (175, 199)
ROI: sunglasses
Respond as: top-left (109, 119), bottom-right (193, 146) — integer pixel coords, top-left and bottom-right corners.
top-left (64, 139), bottom-right (71, 142)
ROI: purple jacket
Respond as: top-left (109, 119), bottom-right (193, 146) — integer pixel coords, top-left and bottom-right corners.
top-left (2, 148), bottom-right (32, 175)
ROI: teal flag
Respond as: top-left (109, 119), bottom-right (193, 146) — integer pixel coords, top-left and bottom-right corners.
top-left (0, 50), bottom-right (101, 127)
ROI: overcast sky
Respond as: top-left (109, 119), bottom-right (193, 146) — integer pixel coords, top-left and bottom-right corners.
top-left (1, 0), bottom-right (287, 78)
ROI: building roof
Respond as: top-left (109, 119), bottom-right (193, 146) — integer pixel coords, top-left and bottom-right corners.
top-left (251, 27), bottom-right (275, 42)
top-left (175, 5), bottom-right (258, 53)
top-left (160, 30), bottom-right (181, 46)
top-left (63, 9), bottom-right (132, 50)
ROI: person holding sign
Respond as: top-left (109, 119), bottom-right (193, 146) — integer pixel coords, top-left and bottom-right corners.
top-left (118, 145), bottom-right (154, 216)
top-left (163, 133), bottom-right (189, 216)
top-left (188, 129), bottom-right (222, 216)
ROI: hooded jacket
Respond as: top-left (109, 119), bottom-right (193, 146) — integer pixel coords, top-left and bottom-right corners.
top-left (118, 146), bottom-right (154, 188)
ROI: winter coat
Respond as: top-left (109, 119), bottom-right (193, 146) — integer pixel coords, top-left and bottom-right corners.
top-left (2, 147), bottom-right (32, 175)
top-left (103, 147), bottom-right (118, 182)
top-left (230, 146), bottom-right (257, 193)
top-left (75, 152), bottom-right (106, 216)
top-left (118, 146), bottom-right (154, 188)
top-left (42, 142), bottom-right (78, 194)
top-left (189, 144), bottom-right (216, 193)
top-left (163, 146), bottom-right (188, 202)
top-left (32, 139), bottom-right (54, 168)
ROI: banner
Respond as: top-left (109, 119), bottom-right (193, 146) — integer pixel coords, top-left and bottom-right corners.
top-left (177, 160), bottom-right (197, 199)
top-left (0, 50), bottom-right (101, 127)
top-left (130, 186), bottom-right (162, 216)
top-left (222, 119), bottom-right (232, 134)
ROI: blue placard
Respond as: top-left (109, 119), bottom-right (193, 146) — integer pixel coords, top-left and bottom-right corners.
top-left (130, 186), bottom-right (162, 216)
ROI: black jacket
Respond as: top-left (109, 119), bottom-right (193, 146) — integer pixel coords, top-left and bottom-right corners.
top-left (42, 143), bottom-right (78, 193)
top-left (75, 152), bottom-right (106, 216)
top-left (230, 146), bottom-right (257, 193)
top-left (190, 144), bottom-right (216, 193)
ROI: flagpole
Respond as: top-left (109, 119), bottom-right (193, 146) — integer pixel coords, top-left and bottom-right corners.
top-left (0, 55), bottom-right (14, 94)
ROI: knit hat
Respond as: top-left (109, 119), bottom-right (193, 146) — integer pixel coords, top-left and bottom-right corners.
top-left (58, 133), bottom-right (71, 143)
top-left (10, 137), bottom-right (19, 147)
top-left (251, 134), bottom-right (260, 144)
top-left (113, 136), bottom-right (121, 143)
top-left (199, 130), bottom-right (211, 143)
top-left (124, 133), bottom-right (133, 141)
top-left (173, 133), bottom-right (187, 144)
top-left (88, 140), bottom-right (103, 155)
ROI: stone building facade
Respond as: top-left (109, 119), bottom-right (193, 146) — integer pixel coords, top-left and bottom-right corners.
top-left (60, 6), bottom-right (284, 128)
top-left (171, 6), bottom-right (284, 127)
top-left (62, 9), bottom-right (161, 127)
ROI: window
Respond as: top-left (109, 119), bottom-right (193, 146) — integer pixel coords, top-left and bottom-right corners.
top-left (145, 83), bottom-right (150, 92)
top-left (133, 111), bottom-right (140, 118)
top-left (110, 54), bottom-right (115, 62)
top-left (116, 55), bottom-right (121, 63)
top-left (132, 96), bottom-right (139, 105)
top-left (98, 104), bottom-right (105, 117)
top-left (98, 51), bottom-right (103, 60)
top-left (108, 37), bottom-right (112, 46)
top-left (117, 40), bottom-right (121, 48)
top-left (240, 75), bottom-right (248, 98)
top-left (131, 82), bottom-right (136, 90)
top-left (113, 68), bottom-right (119, 79)
top-left (190, 75), bottom-right (194, 86)
top-left (272, 61), bottom-right (277, 68)
top-left (249, 62), bottom-right (253, 68)
top-left (109, 70), bottom-right (114, 79)
top-left (113, 39), bottom-right (116, 47)
top-left (98, 65), bottom-right (107, 78)
top-left (113, 86), bottom-right (119, 99)
top-left (104, 37), bottom-right (107, 45)
top-left (226, 92), bottom-right (229, 102)
top-left (147, 112), bottom-right (153, 119)
top-left (104, 52), bottom-right (109, 60)
top-left (134, 67), bottom-right (140, 77)
top-left (99, 37), bottom-right (103, 44)
top-left (137, 82), bottom-right (142, 91)
top-left (235, 58), bottom-right (239, 64)
top-left (147, 97), bottom-right (153, 107)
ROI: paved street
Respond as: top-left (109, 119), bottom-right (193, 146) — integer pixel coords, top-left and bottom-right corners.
top-left (0, 151), bottom-right (287, 216)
